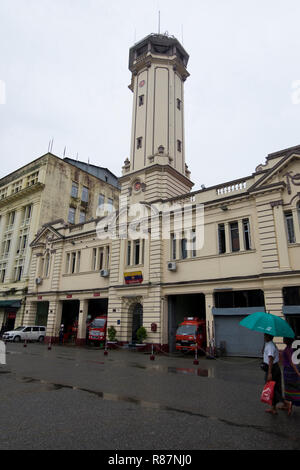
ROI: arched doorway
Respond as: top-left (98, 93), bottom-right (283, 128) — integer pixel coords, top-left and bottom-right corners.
top-left (131, 303), bottom-right (143, 343)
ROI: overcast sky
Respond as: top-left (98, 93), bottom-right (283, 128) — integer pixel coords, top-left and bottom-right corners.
top-left (1, 0), bottom-right (300, 190)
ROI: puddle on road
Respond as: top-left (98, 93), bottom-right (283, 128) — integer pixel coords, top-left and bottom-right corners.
top-left (129, 362), bottom-right (213, 378)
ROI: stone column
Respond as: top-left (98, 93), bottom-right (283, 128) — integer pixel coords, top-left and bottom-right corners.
top-left (205, 292), bottom-right (214, 352)
top-left (46, 299), bottom-right (62, 343)
top-left (76, 299), bottom-right (89, 346)
top-left (23, 300), bottom-right (37, 325)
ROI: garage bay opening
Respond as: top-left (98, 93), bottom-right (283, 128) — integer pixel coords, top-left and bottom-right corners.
top-left (168, 294), bottom-right (206, 353)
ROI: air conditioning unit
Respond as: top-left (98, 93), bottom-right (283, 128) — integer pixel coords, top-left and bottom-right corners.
top-left (35, 277), bottom-right (43, 285)
top-left (167, 262), bottom-right (177, 272)
top-left (100, 269), bottom-right (110, 278)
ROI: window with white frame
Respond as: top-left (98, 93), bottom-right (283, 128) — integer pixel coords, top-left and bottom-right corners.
top-left (285, 211), bottom-right (296, 244)
top-left (2, 237), bottom-right (11, 257)
top-left (17, 231), bottom-right (28, 255)
top-left (229, 221), bottom-right (240, 252)
top-left (65, 251), bottom-right (81, 274)
top-left (68, 207), bottom-right (76, 224)
top-left (0, 263), bottom-right (7, 283)
top-left (71, 181), bottom-right (79, 198)
top-left (126, 239), bottom-right (144, 266)
top-left (170, 233), bottom-right (177, 260)
top-left (81, 186), bottom-right (89, 203)
top-left (14, 258), bottom-right (24, 282)
top-left (243, 218), bottom-right (252, 250)
top-left (6, 211), bottom-right (16, 230)
top-left (98, 194), bottom-right (105, 209)
top-left (22, 204), bottom-right (32, 225)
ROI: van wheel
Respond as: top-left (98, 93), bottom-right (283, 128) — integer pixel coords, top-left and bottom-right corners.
top-left (13, 336), bottom-right (21, 343)
top-left (38, 336), bottom-right (44, 343)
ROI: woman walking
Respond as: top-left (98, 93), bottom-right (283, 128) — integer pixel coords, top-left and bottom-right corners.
top-left (282, 337), bottom-right (300, 414)
top-left (263, 334), bottom-right (292, 415)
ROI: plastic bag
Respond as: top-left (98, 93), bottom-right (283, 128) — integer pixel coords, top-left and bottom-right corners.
top-left (261, 381), bottom-right (276, 405)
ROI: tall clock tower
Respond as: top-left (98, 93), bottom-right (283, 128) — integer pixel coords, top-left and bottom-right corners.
top-left (121, 33), bottom-right (194, 202)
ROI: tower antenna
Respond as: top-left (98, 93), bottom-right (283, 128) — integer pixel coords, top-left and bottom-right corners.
top-left (158, 11), bottom-right (160, 34)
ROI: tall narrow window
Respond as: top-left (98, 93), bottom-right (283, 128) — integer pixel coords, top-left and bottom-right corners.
top-left (177, 140), bottom-right (182, 152)
top-left (71, 252), bottom-right (77, 274)
top-left (177, 98), bottom-right (181, 110)
top-left (181, 237), bottom-right (187, 259)
top-left (68, 207), bottom-right (76, 224)
top-left (139, 95), bottom-right (144, 106)
top-left (98, 194), bottom-right (105, 209)
top-left (81, 186), bottom-right (89, 203)
top-left (218, 224), bottom-right (226, 254)
top-left (171, 233), bottom-right (176, 260)
top-left (243, 219), bottom-right (251, 250)
top-left (0, 263), bottom-right (6, 283)
top-left (285, 212), bottom-right (296, 243)
top-left (192, 229), bottom-right (197, 258)
top-left (99, 248), bottom-right (104, 270)
top-left (134, 240), bottom-right (140, 265)
top-left (107, 198), bottom-right (113, 212)
top-left (71, 182), bottom-right (79, 198)
top-left (92, 248), bottom-right (97, 271)
top-left (127, 241), bottom-right (131, 266)
top-left (76, 251), bottom-right (81, 272)
top-left (106, 246), bottom-right (110, 267)
top-left (230, 222), bottom-right (240, 252)
top-left (66, 253), bottom-right (70, 273)
top-left (137, 137), bottom-right (143, 149)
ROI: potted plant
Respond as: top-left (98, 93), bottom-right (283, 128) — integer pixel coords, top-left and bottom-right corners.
top-left (107, 325), bottom-right (116, 341)
top-left (107, 325), bottom-right (117, 349)
top-left (136, 326), bottom-right (147, 345)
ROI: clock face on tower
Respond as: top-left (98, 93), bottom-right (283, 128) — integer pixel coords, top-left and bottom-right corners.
top-left (139, 80), bottom-right (145, 88)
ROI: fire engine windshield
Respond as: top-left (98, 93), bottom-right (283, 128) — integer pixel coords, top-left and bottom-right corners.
top-left (91, 318), bottom-right (106, 328)
top-left (176, 325), bottom-right (197, 335)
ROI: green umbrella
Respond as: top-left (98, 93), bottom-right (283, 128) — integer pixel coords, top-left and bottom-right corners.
top-left (239, 311), bottom-right (295, 338)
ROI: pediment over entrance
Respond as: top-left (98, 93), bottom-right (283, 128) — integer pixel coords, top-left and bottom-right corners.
top-left (249, 153), bottom-right (300, 202)
top-left (31, 224), bottom-right (64, 249)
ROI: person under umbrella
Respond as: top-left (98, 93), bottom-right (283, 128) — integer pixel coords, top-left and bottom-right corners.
top-left (263, 333), bottom-right (292, 415)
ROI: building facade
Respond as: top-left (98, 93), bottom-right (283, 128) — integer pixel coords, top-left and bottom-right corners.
top-left (24, 34), bottom-right (300, 355)
top-left (0, 154), bottom-right (119, 331)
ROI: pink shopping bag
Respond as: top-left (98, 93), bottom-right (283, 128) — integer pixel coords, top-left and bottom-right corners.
top-left (261, 381), bottom-right (276, 405)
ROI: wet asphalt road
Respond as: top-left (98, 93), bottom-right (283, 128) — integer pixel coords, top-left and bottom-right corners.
top-left (0, 342), bottom-right (299, 450)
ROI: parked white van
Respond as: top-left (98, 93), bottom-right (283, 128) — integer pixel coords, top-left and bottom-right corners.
top-left (2, 326), bottom-right (46, 343)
